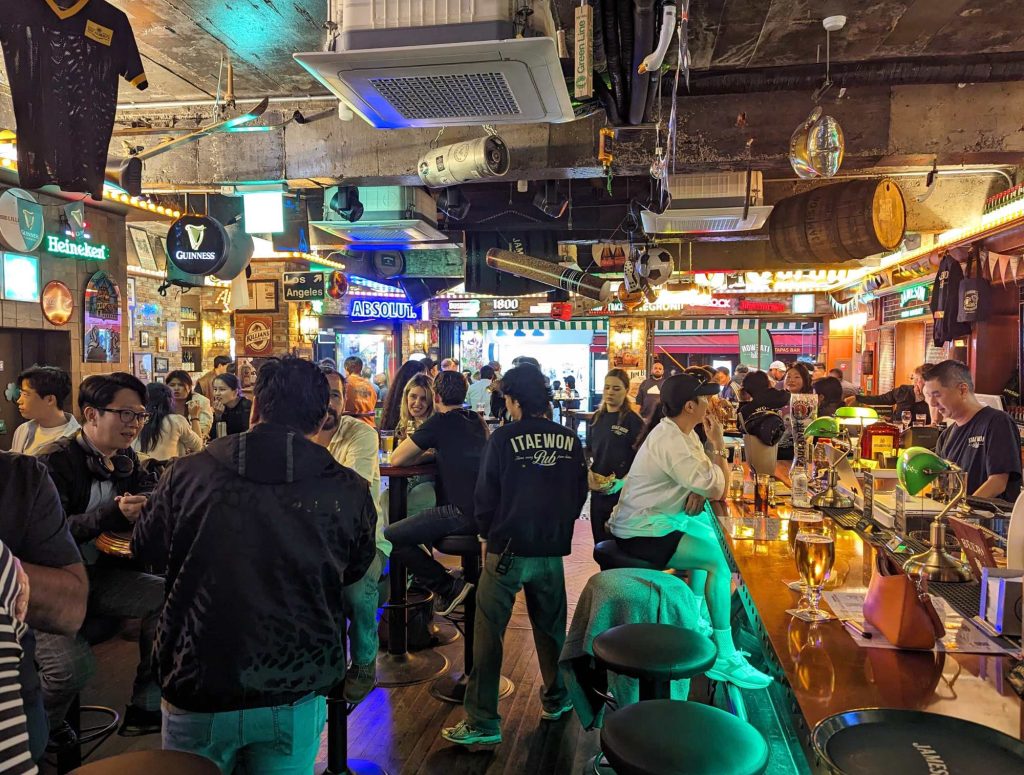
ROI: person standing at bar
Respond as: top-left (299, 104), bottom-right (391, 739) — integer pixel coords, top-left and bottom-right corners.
top-left (166, 371), bottom-right (213, 442)
top-left (442, 366), bottom-right (588, 746)
top-left (923, 360), bottom-right (1023, 500)
top-left (315, 367), bottom-right (389, 704)
top-left (637, 360), bottom-right (666, 422)
top-left (609, 374), bottom-right (772, 690)
top-left (11, 366), bottom-right (80, 455)
top-left (587, 369), bottom-right (644, 544)
top-left (466, 365), bottom-right (495, 413)
top-left (768, 361), bottom-right (787, 389)
top-left (194, 355), bottom-right (232, 399)
top-left (343, 356), bottom-right (378, 427)
top-left (855, 363), bottom-right (933, 424)
top-left (829, 367), bottom-right (861, 400)
top-left (134, 357), bottom-right (376, 772)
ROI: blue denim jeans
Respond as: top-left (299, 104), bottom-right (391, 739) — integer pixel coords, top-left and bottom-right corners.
top-left (341, 549), bottom-right (386, 666)
top-left (382, 505), bottom-right (476, 593)
top-left (162, 693), bottom-right (327, 774)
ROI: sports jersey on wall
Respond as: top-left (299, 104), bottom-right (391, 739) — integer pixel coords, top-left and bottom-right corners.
top-left (0, 0), bottom-right (148, 199)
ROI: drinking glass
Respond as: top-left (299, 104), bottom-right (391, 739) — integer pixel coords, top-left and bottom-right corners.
top-left (379, 430), bottom-right (395, 463)
top-left (791, 522), bottom-right (836, 622)
top-left (901, 410), bottom-right (913, 429)
top-left (787, 510), bottom-right (823, 592)
top-left (754, 474), bottom-right (771, 517)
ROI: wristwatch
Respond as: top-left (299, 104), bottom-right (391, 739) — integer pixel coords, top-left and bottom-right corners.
top-left (710, 448), bottom-right (729, 459)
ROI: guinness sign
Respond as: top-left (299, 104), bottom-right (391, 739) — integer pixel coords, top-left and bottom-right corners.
top-left (166, 214), bottom-right (229, 276)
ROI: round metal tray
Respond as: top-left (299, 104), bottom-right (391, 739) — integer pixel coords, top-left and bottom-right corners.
top-left (96, 530), bottom-right (133, 558)
top-left (812, 708), bottom-right (1024, 774)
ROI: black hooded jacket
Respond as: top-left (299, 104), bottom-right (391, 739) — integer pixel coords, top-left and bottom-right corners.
top-left (132, 423), bottom-right (376, 712)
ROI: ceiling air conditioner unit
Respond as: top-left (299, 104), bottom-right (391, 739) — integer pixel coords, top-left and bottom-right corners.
top-left (311, 186), bottom-right (451, 246)
top-left (641, 172), bottom-right (773, 234)
top-left (293, 0), bottom-right (574, 128)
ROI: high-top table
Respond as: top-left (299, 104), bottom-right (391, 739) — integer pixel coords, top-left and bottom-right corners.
top-left (709, 463), bottom-right (1022, 773)
top-left (376, 462), bottom-right (449, 687)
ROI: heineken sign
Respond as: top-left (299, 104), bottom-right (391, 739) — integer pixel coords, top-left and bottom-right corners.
top-left (46, 235), bottom-right (108, 260)
top-left (166, 214), bottom-right (229, 276)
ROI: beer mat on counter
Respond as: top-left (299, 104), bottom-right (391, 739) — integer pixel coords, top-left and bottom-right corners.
top-left (822, 590), bottom-right (1018, 654)
top-left (718, 516), bottom-right (786, 541)
top-left (812, 709), bottom-right (1024, 775)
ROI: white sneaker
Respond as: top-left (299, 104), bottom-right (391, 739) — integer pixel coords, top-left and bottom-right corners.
top-left (706, 652), bottom-right (773, 689)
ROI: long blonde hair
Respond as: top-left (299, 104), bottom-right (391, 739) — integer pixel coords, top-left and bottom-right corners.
top-left (397, 373), bottom-right (435, 437)
top-left (592, 368), bottom-right (638, 424)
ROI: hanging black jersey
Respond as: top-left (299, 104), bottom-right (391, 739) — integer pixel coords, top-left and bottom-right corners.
top-left (0, 0), bottom-right (147, 199)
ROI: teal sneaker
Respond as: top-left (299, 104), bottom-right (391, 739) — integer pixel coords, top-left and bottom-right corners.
top-left (441, 719), bottom-right (502, 746)
top-left (540, 702), bottom-right (574, 721)
top-left (706, 652), bottom-right (773, 690)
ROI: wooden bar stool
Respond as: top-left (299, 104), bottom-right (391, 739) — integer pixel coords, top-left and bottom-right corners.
top-left (429, 535), bottom-right (514, 704)
top-left (69, 750), bottom-right (219, 774)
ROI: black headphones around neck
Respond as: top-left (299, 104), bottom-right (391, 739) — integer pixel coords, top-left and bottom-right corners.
top-left (75, 430), bottom-right (134, 481)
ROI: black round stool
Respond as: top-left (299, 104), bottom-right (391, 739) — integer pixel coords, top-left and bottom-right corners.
top-left (429, 535), bottom-right (514, 704)
top-left (592, 623), bottom-right (716, 700)
top-left (69, 750), bottom-right (220, 774)
top-left (326, 683), bottom-right (388, 774)
top-left (593, 540), bottom-right (663, 571)
top-left (601, 699), bottom-right (769, 775)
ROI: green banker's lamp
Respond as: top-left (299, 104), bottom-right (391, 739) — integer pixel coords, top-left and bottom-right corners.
top-left (897, 446), bottom-right (972, 583)
top-left (804, 417), bottom-right (854, 509)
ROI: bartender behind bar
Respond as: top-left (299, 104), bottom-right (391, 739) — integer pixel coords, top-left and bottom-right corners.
top-left (922, 360), bottom-right (1022, 501)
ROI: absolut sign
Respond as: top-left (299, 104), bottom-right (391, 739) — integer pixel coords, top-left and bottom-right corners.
top-left (166, 214), bottom-right (229, 276)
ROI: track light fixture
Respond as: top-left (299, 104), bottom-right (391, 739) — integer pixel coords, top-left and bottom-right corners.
top-left (329, 185), bottom-right (363, 223)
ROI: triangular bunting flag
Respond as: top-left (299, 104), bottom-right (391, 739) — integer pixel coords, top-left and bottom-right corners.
top-left (1011, 256), bottom-right (1020, 285)
top-left (988, 250), bottom-right (1001, 280)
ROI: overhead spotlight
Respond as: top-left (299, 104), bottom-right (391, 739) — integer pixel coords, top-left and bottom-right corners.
top-left (328, 185), bottom-right (363, 223)
top-left (532, 181), bottom-right (568, 219)
top-left (436, 188), bottom-right (471, 221)
top-left (104, 156), bottom-right (142, 196)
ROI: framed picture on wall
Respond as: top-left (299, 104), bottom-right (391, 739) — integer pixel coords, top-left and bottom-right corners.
top-left (238, 280), bottom-right (279, 312)
top-left (154, 356), bottom-right (169, 374)
top-left (127, 277), bottom-right (136, 307)
top-left (129, 227), bottom-right (158, 271)
top-left (166, 321), bottom-right (180, 353)
top-left (139, 331), bottom-right (150, 348)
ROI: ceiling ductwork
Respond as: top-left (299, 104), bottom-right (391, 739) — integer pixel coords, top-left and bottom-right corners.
top-left (684, 52), bottom-right (1024, 96)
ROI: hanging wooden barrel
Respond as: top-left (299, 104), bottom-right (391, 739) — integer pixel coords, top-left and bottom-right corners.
top-left (769, 178), bottom-right (906, 263)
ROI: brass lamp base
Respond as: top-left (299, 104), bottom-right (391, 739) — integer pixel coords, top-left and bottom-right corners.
top-left (811, 487), bottom-right (855, 509)
top-left (902, 519), bottom-right (973, 583)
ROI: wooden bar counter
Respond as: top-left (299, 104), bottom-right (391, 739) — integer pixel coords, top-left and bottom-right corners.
top-left (709, 465), bottom-right (1022, 773)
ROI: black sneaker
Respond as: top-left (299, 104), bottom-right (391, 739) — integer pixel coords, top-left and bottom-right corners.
top-left (343, 662), bottom-right (376, 704)
top-left (46, 721), bottom-right (77, 752)
top-left (118, 704), bottom-right (162, 737)
top-left (434, 577), bottom-right (474, 616)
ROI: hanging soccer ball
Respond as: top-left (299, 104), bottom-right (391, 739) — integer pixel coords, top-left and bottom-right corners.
top-left (639, 248), bottom-right (674, 286)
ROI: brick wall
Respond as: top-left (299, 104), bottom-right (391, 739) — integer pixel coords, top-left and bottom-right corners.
top-left (0, 185), bottom-right (129, 406)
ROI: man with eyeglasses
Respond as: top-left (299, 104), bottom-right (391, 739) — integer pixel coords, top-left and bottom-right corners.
top-left (36, 373), bottom-right (164, 745)
top-left (854, 363), bottom-right (936, 425)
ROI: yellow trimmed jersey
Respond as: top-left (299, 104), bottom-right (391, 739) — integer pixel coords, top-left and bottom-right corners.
top-left (0, 0), bottom-right (147, 198)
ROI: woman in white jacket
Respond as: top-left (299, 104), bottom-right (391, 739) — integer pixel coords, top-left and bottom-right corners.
top-left (133, 382), bottom-right (204, 462)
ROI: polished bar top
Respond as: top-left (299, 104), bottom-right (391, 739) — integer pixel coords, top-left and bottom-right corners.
top-left (710, 464), bottom-right (1022, 743)
top-left (380, 462), bottom-right (436, 477)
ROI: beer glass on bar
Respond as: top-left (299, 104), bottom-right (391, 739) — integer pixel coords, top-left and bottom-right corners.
top-left (792, 522), bottom-right (835, 622)
top-left (379, 430), bottom-right (395, 464)
top-left (754, 474), bottom-right (771, 517)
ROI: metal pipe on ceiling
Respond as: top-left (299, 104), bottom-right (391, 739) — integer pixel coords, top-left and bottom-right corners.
top-left (116, 94), bottom-right (335, 111)
top-left (685, 52), bottom-right (1024, 95)
top-left (764, 167), bottom-right (1015, 188)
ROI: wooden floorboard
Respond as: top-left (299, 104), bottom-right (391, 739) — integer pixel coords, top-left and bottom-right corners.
top-left (44, 519), bottom-right (603, 774)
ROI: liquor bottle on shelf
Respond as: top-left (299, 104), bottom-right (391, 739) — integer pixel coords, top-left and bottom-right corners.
top-left (860, 420), bottom-right (900, 464)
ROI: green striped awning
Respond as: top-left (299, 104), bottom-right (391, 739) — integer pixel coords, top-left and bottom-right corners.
top-left (654, 319), bottom-right (816, 333)
top-left (463, 319), bottom-right (607, 332)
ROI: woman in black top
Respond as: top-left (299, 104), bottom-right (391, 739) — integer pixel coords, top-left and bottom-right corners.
top-left (587, 369), bottom-right (645, 544)
top-left (209, 373), bottom-right (252, 437)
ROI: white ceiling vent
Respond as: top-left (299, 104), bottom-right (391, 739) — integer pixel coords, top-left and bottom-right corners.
top-left (641, 172), bottom-right (773, 235)
top-left (294, 39), bottom-right (573, 128)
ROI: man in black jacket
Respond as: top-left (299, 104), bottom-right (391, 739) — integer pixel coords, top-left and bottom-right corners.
top-left (36, 373), bottom-right (163, 742)
top-left (855, 363), bottom-right (934, 424)
top-left (133, 357), bottom-right (375, 772)
top-left (442, 366), bottom-right (588, 746)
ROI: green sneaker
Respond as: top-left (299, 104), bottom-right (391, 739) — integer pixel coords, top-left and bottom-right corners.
top-left (706, 651), bottom-right (773, 690)
top-left (540, 702), bottom-right (574, 721)
top-left (441, 719), bottom-right (502, 746)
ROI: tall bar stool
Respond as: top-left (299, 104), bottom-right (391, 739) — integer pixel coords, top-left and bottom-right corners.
top-left (592, 623), bottom-right (768, 775)
top-left (592, 623), bottom-right (716, 700)
top-left (326, 683), bottom-right (387, 775)
top-left (429, 535), bottom-right (514, 704)
top-left (69, 750), bottom-right (219, 774)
